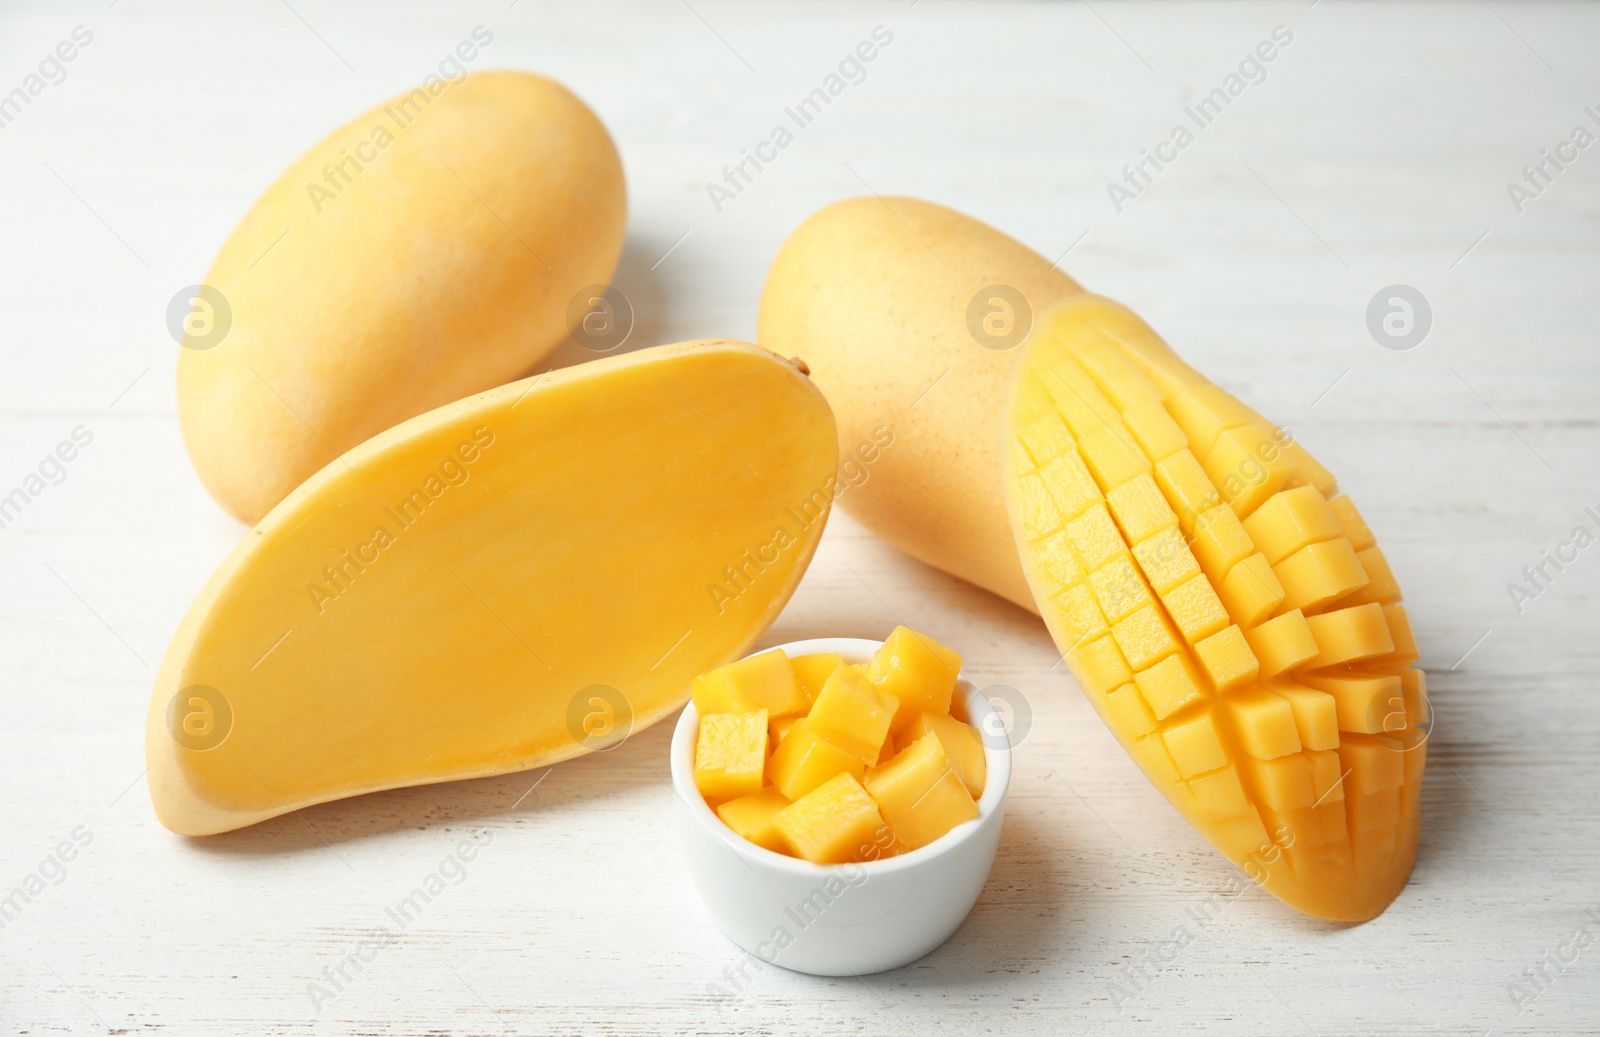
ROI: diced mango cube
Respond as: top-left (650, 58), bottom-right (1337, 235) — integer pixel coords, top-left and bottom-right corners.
top-left (1342, 545), bottom-right (1402, 606)
top-left (1375, 604), bottom-right (1419, 664)
top-left (1250, 754), bottom-right (1315, 812)
top-left (773, 772), bottom-right (889, 864)
top-left (808, 665), bottom-right (898, 763)
top-left (715, 787), bottom-right (791, 853)
top-left (1079, 426), bottom-right (1150, 488)
top-left (1283, 440), bottom-right (1339, 497)
top-left (1301, 603), bottom-right (1395, 670)
top-left (1270, 682), bottom-right (1341, 752)
top-left (1039, 449), bottom-right (1102, 521)
top-left (1203, 423), bottom-right (1295, 517)
top-left (1338, 734), bottom-right (1406, 795)
top-left (1307, 748), bottom-right (1346, 804)
top-left (1298, 671), bottom-right (1405, 735)
top-left (1134, 652), bottom-right (1205, 720)
top-left (1047, 583), bottom-right (1109, 650)
top-left (692, 649), bottom-right (807, 718)
top-left (1017, 410), bottom-right (1074, 466)
top-left (864, 733), bottom-right (980, 851)
top-left (898, 710), bottom-right (986, 797)
top-left (1274, 539), bottom-right (1369, 612)
top-left (1160, 573), bottom-right (1230, 644)
top-left (1243, 609), bottom-right (1318, 678)
top-left (863, 626), bottom-right (962, 734)
top-left (1194, 625), bottom-right (1259, 692)
top-left (1132, 734), bottom-right (1182, 785)
top-left (694, 710), bottom-right (769, 802)
top-left (769, 715), bottom-right (799, 745)
top-left (1105, 682), bottom-right (1158, 738)
top-left (1132, 525), bottom-right (1201, 594)
top-left (1225, 688), bottom-right (1302, 760)
top-left (1089, 555), bottom-right (1151, 622)
top-left (1068, 502), bottom-right (1124, 571)
top-left (789, 652), bottom-right (843, 703)
top-left (1067, 634), bottom-right (1133, 697)
top-left (1106, 472), bottom-right (1178, 544)
top-left (768, 718), bottom-right (865, 801)
top-left (1121, 399), bottom-right (1189, 461)
top-left (1016, 471), bottom-right (1066, 542)
top-left (1189, 766), bottom-right (1251, 820)
top-left (1191, 505), bottom-right (1254, 576)
top-left (1326, 494), bottom-right (1375, 551)
top-left (1164, 383), bottom-right (1254, 457)
top-left (1033, 531), bottom-right (1085, 589)
top-left (1242, 486), bottom-right (1342, 565)
top-left (1163, 710), bottom-right (1228, 777)
top-left (1218, 552), bottom-right (1286, 627)
top-left (1040, 358), bottom-right (1119, 436)
top-left (1112, 603), bottom-right (1181, 671)
top-left (1155, 449), bottom-right (1223, 532)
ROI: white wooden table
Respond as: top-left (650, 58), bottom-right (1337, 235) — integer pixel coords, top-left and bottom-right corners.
top-left (3, 2), bottom-right (1597, 1033)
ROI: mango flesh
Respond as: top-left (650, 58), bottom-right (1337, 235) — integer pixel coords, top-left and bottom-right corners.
top-left (759, 197), bottom-right (1082, 610)
top-left (147, 341), bottom-right (836, 835)
top-left (179, 70), bottom-right (627, 523)
top-left (1003, 295), bottom-right (1425, 921)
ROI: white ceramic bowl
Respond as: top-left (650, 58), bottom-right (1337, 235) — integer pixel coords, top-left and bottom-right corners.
top-left (671, 637), bottom-right (1011, 976)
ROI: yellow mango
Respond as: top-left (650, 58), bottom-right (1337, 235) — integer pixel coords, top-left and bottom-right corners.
top-left (767, 719), bottom-right (866, 801)
top-left (864, 732), bottom-right (980, 851)
top-left (146, 341), bottom-right (836, 835)
top-left (178, 71), bottom-right (626, 523)
top-left (863, 625), bottom-right (962, 733)
top-left (694, 711), bottom-right (769, 803)
top-left (691, 648), bottom-right (807, 718)
top-left (805, 666), bottom-right (898, 764)
top-left (715, 787), bottom-right (791, 854)
top-left (759, 197), bottom-right (1082, 609)
top-left (789, 652), bottom-right (843, 703)
top-left (897, 710), bottom-right (986, 798)
top-left (772, 772), bottom-right (888, 865)
top-left (1003, 294), bottom-right (1426, 922)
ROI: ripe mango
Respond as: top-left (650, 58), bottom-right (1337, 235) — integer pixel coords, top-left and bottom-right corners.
top-left (759, 197), bottom-right (1082, 610)
top-left (1004, 295), bottom-right (1425, 921)
top-left (178, 71), bottom-right (626, 523)
top-left (148, 342), bottom-right (836, 835)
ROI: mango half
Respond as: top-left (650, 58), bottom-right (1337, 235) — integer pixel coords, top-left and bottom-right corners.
top-left (178, 71), bottom-right (626, 524)
top-left (148, 342), bottom-right (837, 835)
top-left (1004, 296), bottom-right (1425, 921)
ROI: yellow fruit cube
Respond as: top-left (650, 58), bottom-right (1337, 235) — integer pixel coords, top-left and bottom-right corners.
top-left (694, 710), bottom-right (769, 803)
top-left (1270, 682), bottom-right (1340, 752)
top-left (807, 665), bottom-right (898, 763)
top-left (1242, 486), bottom-right (1342, 565)
top-left (789, 652), bottom-right (843, 703)
top-left (1250, 754), bottom-right (1315, 812)
top-left (1078, 426), bottom-right (1150, 488)
top-left (864, 626), bottom-right (962, 734)
top-left (898, 710), bottom-right (986, 797)
top-left (1194, 625), bottom-right (1259, 692)
top-left (1307, 748), bottom-right (1346, 803)
top-left (1342, 545), bottom-right (1402, 606)
top-left (1203, 423), bottom-right (1294, 517)
top-left (1106, 472), bottom-right (1178, 544)
top-left (1225, 688), bottom-right (1302, 759)
top-left (1243, 609), bottom-right (1318, 678)
top-left (1160, 573), bottom-right (1230, 644)
top-left (1039, 450), bottom-right (1102, 521)
top-left (1218, 552), bottom-right (1286, 627)
top-left (1164, 383), bottom-right (1256, 458)
top-left (1155, 449), bottom-right (1223, 532)
top-left (1189, 766), bottom-right (1251, 819)
top-left (769, 714), bottom-right (799, 745)
top-left (1017, 410), bottom-right (1074, 466)
top-left (1067, 634), bottom-right (1133, 697)
top-left (1047, 583), bottom-right (1109, 650)
top-left (1121, 399), bottom-right (1188, 461)
top-left (1105, 682), bottom-right (1158, 738)
top-left (1298, 672), bottom-right (1405, 736)
top-left (1301, 603), bottom-right (1395, 670)
top-left (1338, 734), bottom-right (1406, 794)
top-left (1283, 440), bottom-right (1339, 497)
top-left (1016, 471), bottom-right (1067, 542)
top-left (768, 718), bottom-right (865, 801)
top-left (1033, 531), bottom-right (1086, 588)
top-left (1134, 652), bottom-right (1205, 720)
top-left (864, 733), bottom-right (980, 851)
top-left (1040, 358), bottom-right (1118, 435)
top-left (1163, 711), bottom-right (1228, 778)
top-left (1132, 525), bottom-right (1201, 594)
top-left (692, 649), bottom-right (807, 719)
top-left (1326, 494), bottom-right (1375, 551)
top-left (773, 772), bottom-right (889, 864)
top-left (1132, 733), bottom-right (1183, 786)
top-left (1191, 505), bottom-right (1254, 577)
top-left (1067, 502), bottom-right (1124, 571)
top-left (1089, 555), bottom-right (1152, 622)
top-left (1112, 604), bottom-right (1181, 671)
top-left (1274, 539), bottom-right (1369, 612)
top-left (1374, 603), bottom-right (1419, 664)
top-left (715, 787), bottom-right (791, 853)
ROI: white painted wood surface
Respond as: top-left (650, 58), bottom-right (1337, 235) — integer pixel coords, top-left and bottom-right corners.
top-left (2, 1), bottom-right (1598, 1033)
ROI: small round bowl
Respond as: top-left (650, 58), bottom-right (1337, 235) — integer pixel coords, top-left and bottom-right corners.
top-left (670, 637), bottom-right (1011, 976)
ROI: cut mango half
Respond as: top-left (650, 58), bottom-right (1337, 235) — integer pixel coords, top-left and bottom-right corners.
top-left (1002, 296), bottom-right (1426, 921)
top-left (148, 341), bottom-right (838, 835)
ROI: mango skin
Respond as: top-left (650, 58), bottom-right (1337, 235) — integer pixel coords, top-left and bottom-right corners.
top-left (178, 70), bottom-right (626, 523)
top-left (758, 197), bottom-right (1081, 611)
